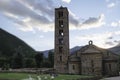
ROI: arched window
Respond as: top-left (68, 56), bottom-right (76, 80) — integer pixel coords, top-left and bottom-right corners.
top-left (91, 60), bottom-right (94, 72)
top-left (59, 20), bottom-right (63, 27)
top-left (58, 11), bottom-right (63, 18)
top-left (59, 46), bottom-right (63, 53)
top-left (60, 56), bottom-right (62, 61)
top-left (73, 65), bottom-right (75, 70)
top-left (109, 64), bottom-right (111, 71)
top-left (59, 30), bottom-right (64, 36)
top-left (59, 38), bottom-right (63, 44)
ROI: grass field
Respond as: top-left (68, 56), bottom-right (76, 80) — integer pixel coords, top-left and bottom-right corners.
top-left (0, 73), bottom-right (94, 80)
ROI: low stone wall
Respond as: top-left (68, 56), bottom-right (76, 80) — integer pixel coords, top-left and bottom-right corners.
top-left (0, 68), bottom-right (54, 74)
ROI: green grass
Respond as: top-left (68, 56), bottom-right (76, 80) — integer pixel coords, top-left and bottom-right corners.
top-left (0, 73), bottom-right (33, 80)
top-left (53, 75), bottom-right (93, 80)
top-left (0, 73), bottom-right (94, 80)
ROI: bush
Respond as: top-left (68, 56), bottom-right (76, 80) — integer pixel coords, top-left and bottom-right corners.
top-left (24, 58), bottom-right (36, 68)
top-left (1, 64), bottom-right (10, 70)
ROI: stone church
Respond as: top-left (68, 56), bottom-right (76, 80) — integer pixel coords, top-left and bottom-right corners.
top-left (54, 6), bottom-right (119, 76)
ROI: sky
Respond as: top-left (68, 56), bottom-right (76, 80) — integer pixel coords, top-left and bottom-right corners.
top-left (0, 0), bottom-right (120, 51)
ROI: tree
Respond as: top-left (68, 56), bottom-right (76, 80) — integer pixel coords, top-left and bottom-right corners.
top-left (48, 50), bottom-right (54, 68)
top-left (118, 55), bottom-right (120, 71)
top-left (0, 57), bottom-right (10, 70)
top-left (35, 52), bottom-right (44, 68)
top-left (11, 52), bottom-right (24, 68)
top-left (0, 57), bottom-right (7, 67)
top-left (24, 58), bottom-right (36, 68)
top-left (42, 58), bottom-right (51, 68)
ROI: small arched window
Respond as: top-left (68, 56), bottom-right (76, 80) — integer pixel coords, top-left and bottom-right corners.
top-left (58, 11), bottom-right (63, 18)
top-left (73, 65), bottom-right (75, 70)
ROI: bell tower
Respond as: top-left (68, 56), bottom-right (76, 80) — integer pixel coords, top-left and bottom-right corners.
top-left (54, 6), bottom-right (69, 73)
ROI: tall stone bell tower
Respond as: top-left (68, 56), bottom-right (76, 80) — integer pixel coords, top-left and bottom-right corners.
top-left (54, 6), bottom-right (69, 73)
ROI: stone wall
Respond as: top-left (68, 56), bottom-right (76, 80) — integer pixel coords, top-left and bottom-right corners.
top-left (81, 53), bottom-right (102, 75)
top-left (103, 60), bottom-right (119, 76)
top-left (69, 62), bottom-right (80, 74)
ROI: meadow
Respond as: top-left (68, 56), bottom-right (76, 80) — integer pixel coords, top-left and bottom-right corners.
top-left (0, 73), bottom-right (94, 80)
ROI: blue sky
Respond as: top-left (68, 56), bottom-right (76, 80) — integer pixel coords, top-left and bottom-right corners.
top-left (0, 0), bottom-right (120, 51)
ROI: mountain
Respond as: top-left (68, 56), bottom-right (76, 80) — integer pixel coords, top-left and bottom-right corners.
top-left (70, 46), bottom-right (82, 54)
top-left (43, 49), bottom-right (54, 57)
top-left (109, 43), bottom-right (120, 54)
top-left (41, 46), bottom-right (82, 57)
top-left (0, 28), bottom-right (35, 58)
top-left (0, 28), bottom-right (82, 58)
top-left (40, 44), bottom-right (120, 56)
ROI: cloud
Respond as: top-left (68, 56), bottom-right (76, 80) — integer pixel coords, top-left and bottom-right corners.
top-left (75, 32), bottom-right (112, 46)
top-left (0, 0), bottom-right (105, 32)
top-left (76, 32), bottom-right (112, 41)
top-left (0, 0), bottom-right (54, 32)
top-left (105, 42), bottom-right (114, 46)
top-left (75, 31), bottom-right (120, 48)
top-left (39, 35), bottom-right (44, 38)
top-left (62, 0), bottom-right (71, 3)
top-left (80, 14), bottom-right (105, 29)
top-left (114, 40), bottom-right (120, 46)
top-left (69, 10), bottom-right (79, 26)
top-left (0, 0), bottom-right (51, 23)
top-left (112, 31), bottom-right (120, 36)
top-left (114, 40), bottom-right (120, 43)
top-left (69, 13), bottom-right (105, 30)
top-left (111, 20), bottom-right (120, 27)
top-left (107, 36), bottom-right (113, 39)
top-left (107, 3), bottom-right (115, 8)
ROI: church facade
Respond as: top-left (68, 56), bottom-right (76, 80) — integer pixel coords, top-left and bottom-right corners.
top-left (54, 6), bottom-right (119, 76)
top-left (68, 41), bottom-right (119, 76)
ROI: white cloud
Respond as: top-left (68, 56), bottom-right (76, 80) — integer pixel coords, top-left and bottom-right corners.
top-left (0, 0), bottom-right (105, 32)
top-left (105, 42), bottom-right (114, 46)
top-left (76, 32), bottom-right (112, 41)
top-left (39, 35), bottom-right (44, 38)
top-left (14, 17), bottom-right (54, 32)
top-left (80, 14), bottom-right (105, 29)
top-left (113, 31), bottom-right (120, 35)
top-left (111, 22), bottom-right (118, 27)
top-left (62, 0), bottom-right (71, 3)
top-left (111, 20), bottom-right (120, 27)
top-left (70, 14), bottom-right (105, 30)
top-left (75, 31), bottom-right (120, 48)
top-left (107, 3), bottom-right (115, 8)
top-left (69, 9), bottom-right (79, 27)
top-left (75, 33), bottom-right (110, 47)
top-left (0, 0), bottom-right (54, 32)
